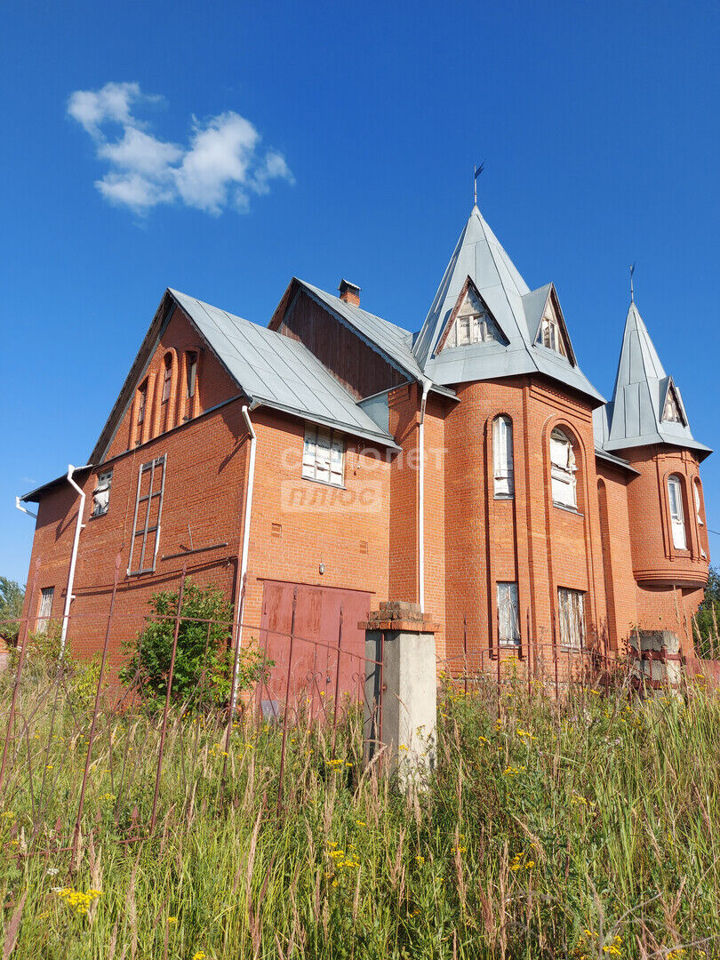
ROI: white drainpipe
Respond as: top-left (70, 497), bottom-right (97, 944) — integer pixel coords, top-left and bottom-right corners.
top-left (61, 465), bottom-right (86, 656)
top-left (230, 406), bottom-right (257, 711)
top-left (418, 380), bottom-right (430, 613)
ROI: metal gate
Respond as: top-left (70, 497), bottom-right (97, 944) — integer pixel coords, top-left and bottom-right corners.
top-left (258, 580), bottom-right (371, 719)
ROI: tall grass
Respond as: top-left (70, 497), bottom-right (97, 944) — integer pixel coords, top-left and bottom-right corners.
top-left (1, 666), bottom-right (720, 959)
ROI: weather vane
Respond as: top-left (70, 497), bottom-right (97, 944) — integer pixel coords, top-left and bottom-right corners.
top-left (473, 161), bottom-right (485, 206)
top-left (630, 262), bottom-right (636, 303)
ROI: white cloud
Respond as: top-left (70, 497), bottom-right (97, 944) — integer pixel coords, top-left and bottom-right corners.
top-left (68, 82), bottom-right (293, 215)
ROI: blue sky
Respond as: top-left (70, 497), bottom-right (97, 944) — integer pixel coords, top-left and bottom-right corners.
top-left (2, 0), bottom-right (719, 584)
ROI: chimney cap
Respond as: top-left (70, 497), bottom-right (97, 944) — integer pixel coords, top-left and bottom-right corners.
top-left (338, 278), bottom-right (361, 296)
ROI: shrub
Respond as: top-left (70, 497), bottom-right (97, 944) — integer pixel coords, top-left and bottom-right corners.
top-left (119, 580), bottom-right (269, 711)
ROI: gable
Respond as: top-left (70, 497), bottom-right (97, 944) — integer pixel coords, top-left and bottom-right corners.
top-left (436, 277), bottom-right (507, 354)
top-left (98, 302), bottom-right (241, 464)
top-left (273, 286), bottom-right (408, 400)
top-left (533, 287), bottom-right (575, 363)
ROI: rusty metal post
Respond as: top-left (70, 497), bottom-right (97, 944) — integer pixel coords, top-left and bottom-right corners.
top-left (463, 615), bottom-right (468, 698)
top-left (330, 604), bottom-right (344, 759)
top-left (526, 609), bottom-right (531, 698)
top-left (0, 559), bottom-right (39, 798)
top-left (72, 553), bottom-right (121, 864)
top-left (276, 587), bottom-right (297, 815)
top-left (552, 610), bottom-right (560, 701)
top-left (150, 565), bottom-right (186, 833)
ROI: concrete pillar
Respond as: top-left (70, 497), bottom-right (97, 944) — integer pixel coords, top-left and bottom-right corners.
top-left (362, 601), bottom-right (438, 786)
top-left (630, 630), bottom-right (682, 688)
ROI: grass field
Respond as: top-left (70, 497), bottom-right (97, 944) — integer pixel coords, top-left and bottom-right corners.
top-left (1, 665), bottom-right (719, 959)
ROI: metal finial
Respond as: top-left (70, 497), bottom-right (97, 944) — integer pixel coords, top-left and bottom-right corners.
top-left (630, 263), bottom-right (635, 302)
top-left (473, 161), bottom-right (484, 206)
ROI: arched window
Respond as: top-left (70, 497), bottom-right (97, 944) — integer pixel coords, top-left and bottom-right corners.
top-left (694, 480), bottom-right (704, 527)
top-left (161, 354), bottom-right (172, 403)
top-left (186, 351), bottom-right (198, 400)
top-left (137, 380), bottom-right (148, 424)
top-left (493, 415), bottom-right (514, 497)
top-left (667, 475), bottom-right (687, 550)
top-left (550, 428), bottom-right (577, 508)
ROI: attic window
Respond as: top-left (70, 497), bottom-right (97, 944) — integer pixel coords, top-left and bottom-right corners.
top-left (137, 381), bottom-right (148, 424)
top-left (662, 386), bottom-right (684, 424)
top-left (538, 316), bottom-right (568, 357)
top-left (448, 288), bottom-right (500, 348)
top-left (186, 352), bottom-right (198, 399)
top-left (161, 354), bottom-right (172, 403)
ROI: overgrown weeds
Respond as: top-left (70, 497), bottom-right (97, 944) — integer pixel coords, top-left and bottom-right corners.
top-left (1, 669), bottom-right (720, 958)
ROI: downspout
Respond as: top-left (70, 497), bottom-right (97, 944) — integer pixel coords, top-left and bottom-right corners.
top-left (418, 379), bottom-right (431, 613)
top-left (61, 465), bottom-right (86, 656)
top-left (229, 405), bottom-right (257, 714)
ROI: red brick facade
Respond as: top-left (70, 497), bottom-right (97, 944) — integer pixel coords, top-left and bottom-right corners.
top-left (20, 279), bottom-right (711, 676)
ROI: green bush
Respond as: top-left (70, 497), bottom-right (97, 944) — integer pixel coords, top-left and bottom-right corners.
top-left (119, 580), bottom-right (269, 711)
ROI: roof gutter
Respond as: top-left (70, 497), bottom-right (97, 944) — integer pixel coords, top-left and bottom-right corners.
top-left (229, 405), bottom-right (257, 716)
top-left (15, 497), bottom-right (37, 520)
top-left (61, 465), bottom-right (86, 656)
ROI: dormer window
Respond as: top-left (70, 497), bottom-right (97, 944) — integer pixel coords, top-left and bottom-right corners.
top-left (538, 315), bottom-right (568, 357)
top-left (662, 385), bottom-right (684, 424)
top-left (447, 287), bottom-right (500, 348)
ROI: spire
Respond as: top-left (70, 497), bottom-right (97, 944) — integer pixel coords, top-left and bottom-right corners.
top-left (605, 300), bottom-right (710, 458)
top-left (413, 205), bottom-right (604, 406)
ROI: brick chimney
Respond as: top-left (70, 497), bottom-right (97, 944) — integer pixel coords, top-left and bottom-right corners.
top-left (338, 279), bottom-right (361, 306)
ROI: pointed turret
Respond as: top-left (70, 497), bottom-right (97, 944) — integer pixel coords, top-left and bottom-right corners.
top-left (605, 300), bottom-right (710, 459)
top-left (414, 205), bottom-right (603, 405)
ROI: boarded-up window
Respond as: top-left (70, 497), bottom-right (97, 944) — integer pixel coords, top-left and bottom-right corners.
top-left (550, 429), bottom-right (577, 508)
top-left (558, 587), bottom-right (585, 649)
top-left (667, 475), bottom-right (687, 550)
top-left (37, 587), bottom-right (54, 634)
top-left (302, 425), bottom-right (344, 486)
top-left (448, 287), bottom-right (501, 347)
top-left (91, 469), bottom-right (113, 518)
top-left (694, 482), bottom-right (704, 526)
top-left (493, 415), bottom-right (514, 497)
top-left (497, 582), bottom-right (520, 646)
top-left (128, 455), bottom-right (167, 575)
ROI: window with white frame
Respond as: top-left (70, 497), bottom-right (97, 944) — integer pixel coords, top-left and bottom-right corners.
top-left (493, 415), bottom-right (514, 497)
top-left (447, 287), bottom-right (500, 348)
top-left (667, 475), bottom-right (687, 550)
top-left (37, 587), bottom-right (54, 634)
top-left (550, 429), bottom-right (577, 508)
top-left (128, 455), bottom-right (167, 575)
top-left (558, 587), bottom-right (585, 649)
top-left (302, 426), bottom-right (344, 486)
top-left (91, 469), bottom-right (113, 518)
top-left (497, 582), bottom-right (520, 646)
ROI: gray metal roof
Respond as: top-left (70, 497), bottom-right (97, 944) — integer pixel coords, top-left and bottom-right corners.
top-left (604, 300), bottom-right (710, 459)
top-left (169, 289), bottom-right (400, 448)
top-left (413, 206), bottom-right (604, 406)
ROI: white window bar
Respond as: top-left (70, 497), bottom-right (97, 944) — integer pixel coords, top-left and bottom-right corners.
top-left (667, 475), bottom-right (687, 550)
top-left (302, 425), bottom-right (344, 486)
top-left (493, 415), bottom-right (514, 498)
top-left (558, 587), bottom-right (585, 649)
top-left (497, 582), bottom-right (520, 646)
top-left (550, 429), bottom-right (577, 508)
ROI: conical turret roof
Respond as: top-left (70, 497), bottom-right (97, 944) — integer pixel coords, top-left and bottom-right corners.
top-left (414, 205), bottom-right (604, 405)
top-left (604, 300), bottom-right (710, 458)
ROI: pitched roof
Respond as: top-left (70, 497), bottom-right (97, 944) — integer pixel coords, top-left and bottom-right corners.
top-left (413, 206), bottom-right (604, 405)
top-left (604, 300), bottom-right (710, 459)
top-left (169, 289), bottom-right (400, 448)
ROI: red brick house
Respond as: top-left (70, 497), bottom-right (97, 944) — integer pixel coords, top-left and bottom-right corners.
top-left (18, 203), bottom-right (712, 685)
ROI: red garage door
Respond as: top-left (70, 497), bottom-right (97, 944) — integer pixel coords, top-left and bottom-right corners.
top-left (258, 580), bottom-right (371, 720)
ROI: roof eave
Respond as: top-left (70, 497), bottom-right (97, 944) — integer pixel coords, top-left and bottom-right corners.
top-left (21, 465), bottom-right (93, 503)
